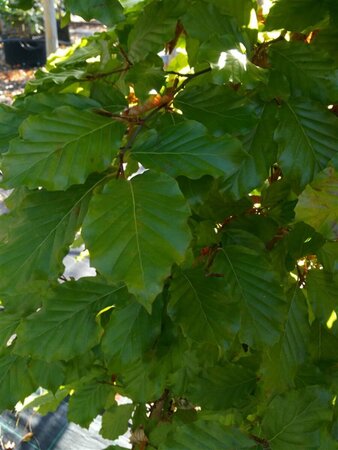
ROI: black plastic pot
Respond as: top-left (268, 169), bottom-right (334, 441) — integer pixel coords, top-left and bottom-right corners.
top-left (3, 37), bottom-right (46, 68)
top-left (57, 20), bottom-right (71, 44)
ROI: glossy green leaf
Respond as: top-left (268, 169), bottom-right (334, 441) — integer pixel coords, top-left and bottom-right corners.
top-left (265, 0), bottom-right (328, 31)
top-left (0, 179), bottom-right (98, 292)
top-left (275, 100), bottom-right (338, 190)
top-left (2, 106), bottom-right (126, 190)
top-left (83, 171), bottom-right (191, 309)
top-left (175, 84), bottom-right (257, 135)
top-left (295, 167), bottom-right (338, 239)
top-left (213, 244), bottom-right (286, 346)
top-left (132, 120), bottom-right (248, 179)
top-left (269, 41), bottom-right (337, 103)
top-left (65, 0), bottom-right (124, 26)
top-left (102, 297), bottom-right (162, 367)
top-left (14, 278), bottom-right (130, 361)
top-left (262, 387), bottom-right (332, 449)
top-left (168, 268), bottom-right (240, 349)
top-left (68, 380), bottom-right (114, 428)
top-left (0, 352), bottom-right (35, 410)
top-left (160, 420), bottom-right (254, 450)
top-left (101, 403), bottom-right (134, 440)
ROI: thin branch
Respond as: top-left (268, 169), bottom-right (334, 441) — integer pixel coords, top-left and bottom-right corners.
top-left (249, 434), bottom-right (271, 449)
top-left (165, 67), bottom-right (211, 78)
top-left (117, 44), bottom-right (133, 67)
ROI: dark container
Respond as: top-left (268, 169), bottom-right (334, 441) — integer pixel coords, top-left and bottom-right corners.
top-left (57, 20), bottom-right (71, 44)
top-left (3, 37), bottom-right (46, 67)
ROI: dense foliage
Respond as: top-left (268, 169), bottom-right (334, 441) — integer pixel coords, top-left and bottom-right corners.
top-left (0, 0), bottom-right (338, 448)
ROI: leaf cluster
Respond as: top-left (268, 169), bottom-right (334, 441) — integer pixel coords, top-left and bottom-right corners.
top-left (0, 0), bottom-right (337, 448)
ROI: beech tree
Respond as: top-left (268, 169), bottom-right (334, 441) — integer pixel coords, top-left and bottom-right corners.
top-left (0, 0), bottom-right (337, 448)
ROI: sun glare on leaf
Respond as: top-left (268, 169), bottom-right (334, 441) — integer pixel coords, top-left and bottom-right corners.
top-left (326, 310), bottom-right (337, 329)
top-left (217, 49), bottom-right (247, 70)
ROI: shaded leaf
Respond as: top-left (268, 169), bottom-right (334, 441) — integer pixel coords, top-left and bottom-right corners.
top-left (160, 420), bottom-right (254, 449)
top-left (221, 101), bottom-right (278, 198)
top-left (275, 100), bottom-right (338, 190)
top-left (68, 380), bottom-right (114, 428)
top-left (269, 41), bottom-right (337, 103)
top-left (132, 120), bottom-right (248, 179)
top-left (168, 268), bottom-right (240, 349)
top-left (262, 387), bottom-right (332, 450)
top-left (29, 359), bottom-right (65, 393)
top-left (65, 0), bottom-right (124, 26)
top-left (0, 311), bottom-right (21, 349)
top-left (188, 363), bottom-right (257, 410)
top-left (102, 297), bottom-right (162, 367)
top-left (3, 106), bottom-right (126, 190)
top-left (0, 180), bottom-right (99, 292)
top-left (262, 287), bottom-right (310, 392)
top-left (101, 404), bottom-right (134, 440)
top-left (306, 270), bottom-right (338, 322)
top-left (175, 84), bottom-right (257, 135)
top-left (83, 172), bottom-right (191, 309)
top-left (127, 0), bottom-right (185, 63)
top-left (0, 352), bottom-right (35, 410)
top-left (213, 244), bottom-right (286, 346)
top-left (265, 0), bottom-right (328, 32)
top-left (14, 278), bottom-right (130, 361)
top-left (295, 167), bottom-right (338, 239)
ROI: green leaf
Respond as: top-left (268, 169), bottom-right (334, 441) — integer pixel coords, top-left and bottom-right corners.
top-left (0, 352), bottom-right (35, 410)
top-left (262, 287), bottom-right (310, 392)
top-left (68, 380), bottom-right (114, 428)
top-left (283, 222), bottom-right (325, 271)
top-left (14, 278), bottom-right (130, 361)
top-left (261, 387), bottom-right (332, 450)
top-left (182, 1), bottom-right (242, 44)
top-left (318, 242), bottom-right (338, 273)
top-left (306, 270), bottom-right (338, 322)
top-left (132, 120), bottom-right (248, 179)
top-left (295, 167), bottom-right (338, 239)
top-left (168, 268), bottom-right (240, 349)
top-left (269, 41), bottom-right (337, 103)
top-left (221, 101), bottom-right (278, 198)
top-left (101, 403), bottom-right (134, 440)
top-left (188, 363), bottom-right (256, 410)
top-left (175, 84), bottom-right (257, 135)
top-left (265, 0), bottom-right (328, 32)
top-left (160, 420), bottom-right (254, 449)
top-left (2, 106), bottom-right (126, 190)
top-left (0, 180), bottom-right (98, 292)
top-left (102, 296), bottom-right (162, 367)
top-left (275, 100), bottom-right (338, 190)
top-left (65, 0), bottom-right (124, 26)
top-left (0, 312), bottom-right (21, 349)
top-left (127, 0), bottom-right (185, 63)
top-left (83, 172), bottom-right (191, 309)
top-left (213, 243), bottom-right (286, 346)
top-left (29, 359), bottom-right (65, 393)
top-left (0, 104), bottom-right (25, 153)
top-left (120, 358), bottom-right (166, 403)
